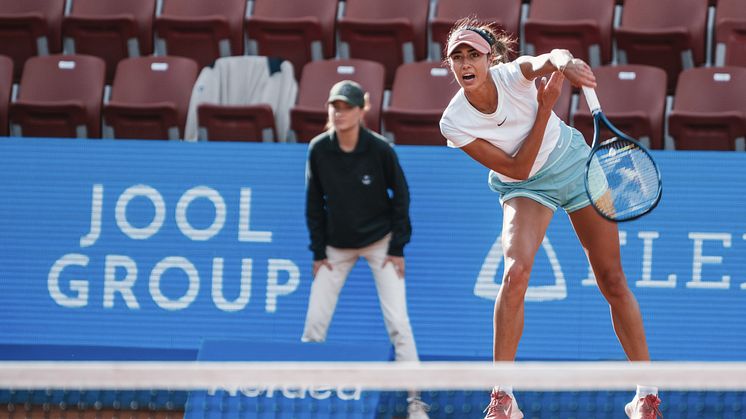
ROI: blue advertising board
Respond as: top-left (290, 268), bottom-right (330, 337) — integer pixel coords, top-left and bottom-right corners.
top-left (1, 137), bottom-right (745, 361)
top-left (185, 340), bottom-right (391, 419)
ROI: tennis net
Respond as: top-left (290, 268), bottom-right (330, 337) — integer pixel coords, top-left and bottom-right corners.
top-left (2, 361), bottom-right (746, 418)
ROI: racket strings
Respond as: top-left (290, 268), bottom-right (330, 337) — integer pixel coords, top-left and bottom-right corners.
top-left (588, 139), bottom-right (660, 219)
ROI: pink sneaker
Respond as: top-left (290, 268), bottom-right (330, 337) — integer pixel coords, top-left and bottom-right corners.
top-left (625, 393), bottom-right (663, 418)
top-left (483, 389), bottom-right (524, 419)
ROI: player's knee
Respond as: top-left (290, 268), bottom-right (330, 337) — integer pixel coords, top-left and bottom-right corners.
top-left (597, 269), bottom-right (629, 301)
top-left (502, 262), bottom-right (531, 295)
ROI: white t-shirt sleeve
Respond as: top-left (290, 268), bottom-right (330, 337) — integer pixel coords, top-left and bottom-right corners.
top-left (440, 114), bottom-right (476, 148)
top-left (501, 61), bottom-right (534, 90)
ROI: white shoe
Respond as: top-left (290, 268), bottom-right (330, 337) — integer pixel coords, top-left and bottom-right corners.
top-left (407, 397), bottom-right (430, 419)
top-left (625, 393), bottom-right (663, 418)
top-left (483, 389), bottom-right (523, 419)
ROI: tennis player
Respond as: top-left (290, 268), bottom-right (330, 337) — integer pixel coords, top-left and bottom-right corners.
top-left (438, 19), bottom-right (662, 419)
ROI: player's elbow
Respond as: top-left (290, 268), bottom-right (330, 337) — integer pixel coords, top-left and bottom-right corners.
top-left (509, 162), bottom-right (533, 180)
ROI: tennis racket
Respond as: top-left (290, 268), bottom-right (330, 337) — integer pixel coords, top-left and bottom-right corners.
top-left (581, 87), bottom-right (662, 222)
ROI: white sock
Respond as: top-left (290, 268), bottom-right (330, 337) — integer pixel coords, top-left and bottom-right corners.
top-left (494, 385), bottom-right (514, 396)
top-left (635, 385), bottom-right (658, 398)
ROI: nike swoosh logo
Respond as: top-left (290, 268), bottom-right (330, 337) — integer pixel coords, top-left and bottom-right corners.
top-left (497, 116), bottom-right (507, 126)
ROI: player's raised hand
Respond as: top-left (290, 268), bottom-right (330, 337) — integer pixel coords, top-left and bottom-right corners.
top-left (563, 58), bottom-right (596, 88)
top-left (536, 70), bottom-right (565, 110)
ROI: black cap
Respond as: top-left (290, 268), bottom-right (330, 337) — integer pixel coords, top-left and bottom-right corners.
top-left (327, 80), bottom-right (365, 108)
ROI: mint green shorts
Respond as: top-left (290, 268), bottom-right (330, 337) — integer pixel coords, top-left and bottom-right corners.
top-left (488, 123), bottom-right (593, 213)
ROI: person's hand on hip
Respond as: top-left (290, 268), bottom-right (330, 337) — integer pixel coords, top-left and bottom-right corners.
top-left (383, 256), bottom-right (405, 279)
top-left (312, 259), bottom-right (333, 277)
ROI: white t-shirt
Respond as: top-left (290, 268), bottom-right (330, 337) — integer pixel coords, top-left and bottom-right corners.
top-left (439, 61), bottom-right (561, 182)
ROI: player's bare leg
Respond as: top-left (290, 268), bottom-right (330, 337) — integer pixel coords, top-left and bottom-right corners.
top-left (569, 205), bottom-right (650, 360)
top-left (494, 198), bottom-right (554, 360)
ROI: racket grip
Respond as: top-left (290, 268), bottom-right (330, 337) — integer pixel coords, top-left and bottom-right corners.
top-left (582, 86), bottom-right (601, 113)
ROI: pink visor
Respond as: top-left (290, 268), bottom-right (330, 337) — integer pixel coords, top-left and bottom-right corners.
top-left (446, 29), bottom-right (491, 56)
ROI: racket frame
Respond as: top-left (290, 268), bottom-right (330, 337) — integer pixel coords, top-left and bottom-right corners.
top-left (582, 87), bottom-right (662, 222)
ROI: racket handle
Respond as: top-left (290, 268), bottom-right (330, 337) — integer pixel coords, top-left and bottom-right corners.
top-left (582, 86), bottom-right (601, 113)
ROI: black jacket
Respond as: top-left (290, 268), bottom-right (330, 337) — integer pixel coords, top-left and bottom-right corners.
top-left (305, 127), bottom-right (411, 260)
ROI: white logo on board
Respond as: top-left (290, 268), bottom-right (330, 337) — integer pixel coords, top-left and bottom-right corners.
top-left (473, 235), bottom-right (567, 301)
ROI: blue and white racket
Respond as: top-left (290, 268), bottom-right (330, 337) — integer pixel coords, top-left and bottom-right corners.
top-left (582, 87), bottom-right (662, 222)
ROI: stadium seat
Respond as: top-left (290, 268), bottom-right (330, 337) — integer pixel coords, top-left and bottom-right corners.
top-left (197, 104), bottom-right (276, 142)
top-left (0, 55), bottom-right (12, 136)
top-left (290, 59), bottom-right (385, 142)
top-left (615, 0), bottom-right (708, 92)
top-left (573, 65), bottom-right (667, 150)
top-left (154, 0), bottom-right (246, 69)
top-left (668, 66), bottom-right (746, 150)
top-left (0, 0), bottom-right (65, 80)
top-left (337, 0), bottom-right (429, 87)
top-left (103, 56), bottom-right (199, 140)
top-left (714, 0), bottom-right (746, 67)
top-left (245, 0), bottom-right (338, 80)
top-left (62, 0), bottom-right (156, 83)
top-left (429, 0), bottom-right (521, 60)
top-left (523, 0), bottom-right (615, 67)
top-left (187, 56), bottom-right (298, 142)
top-left (9, 54), bottom-right (105, 139)
top-left (382, 62), bottom-right (460, 145)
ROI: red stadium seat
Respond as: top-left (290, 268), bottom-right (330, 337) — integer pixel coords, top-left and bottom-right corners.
top-left (197, 103), bottom-right (276, 142)
top-left (246, 0), bottom-right (338, 80)
top-left (523, 0), bottom-right (615, 67)
top-left (291, 59), bottom-right (385, 142)
top-left (615, 0), bottom-right (708, 92)
top-left (104, 56), bottom-right (199, 140)
top-left (337, 0), bottom-right (429, 87)
top-left (382, 61), bottom-right (460, 145)
top-left (0, 55), bottom-right (12, 136)
top-left (154, 0), bottom-right (246, 69)
top-left (62, 0), bottom-right (156, 83)
top-left (573, 65), bottom-right (667, 150)
top-left (430, 0), bottom-right (521, 60)
top-left (668, 67), bottom-right (746, 150)
top-left (0, 0), bottom-right (65, 80)
top-left (9, 54), bottom-right (105, 138)
top-left (714, 0), bottom-right (746, 67)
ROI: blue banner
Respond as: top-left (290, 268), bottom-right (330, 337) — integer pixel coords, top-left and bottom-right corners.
top-left (1, 138), bottom-right (745, 361)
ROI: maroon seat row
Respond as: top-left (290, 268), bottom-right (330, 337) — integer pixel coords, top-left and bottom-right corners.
top-left (1, 0), bottom-right (744, 92)
top-left (1, 54), bottom-right (745, 151)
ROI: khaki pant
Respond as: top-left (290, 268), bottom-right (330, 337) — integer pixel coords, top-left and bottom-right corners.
top-left (301, 234), bottom-right (419, 361)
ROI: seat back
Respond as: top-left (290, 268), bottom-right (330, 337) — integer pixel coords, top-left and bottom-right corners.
top-left (291, 59), bottom-right (385, 142)
top-left (523, 0), bottom-right (615, 66)
top-left (198, 103), bottom-right (276, 142)
top-left (10, 54), bottom-right (105, 138)
top-left (669, 67), bottom-right (746, 150)
top-left (246, 0), bottom-right (338, 80)
top-left (573, 65), bottom-right (667, 150)
top-left (0, 55), bottom-right (13, 136)
top-left (0, 0), bottom-right (66, 79)
top-left (383, 61), bottom-right (460, 145)
top-left (430, 0), bottom-right (521, 60)
top-left (63, 0), bottom-right (156, 82)
top-left (714, 0), bottom-right (746, 67)
top-left (616, 0), bottom-right (707, 92)
top-left (105, 56), bottom-right (199, 139)
top-left (338, 0), bottom-right (429, 87)
top-left (155, 0), bottom-right (246, 69)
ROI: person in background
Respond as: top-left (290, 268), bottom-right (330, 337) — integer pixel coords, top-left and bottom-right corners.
top-left (301, 80), bottom-right (429, 419)
top-left (439, 18), bottom-right (662, 419)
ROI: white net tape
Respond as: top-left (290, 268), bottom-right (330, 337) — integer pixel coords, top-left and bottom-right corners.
top-left (2, 361), bottom-right (746, 391)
